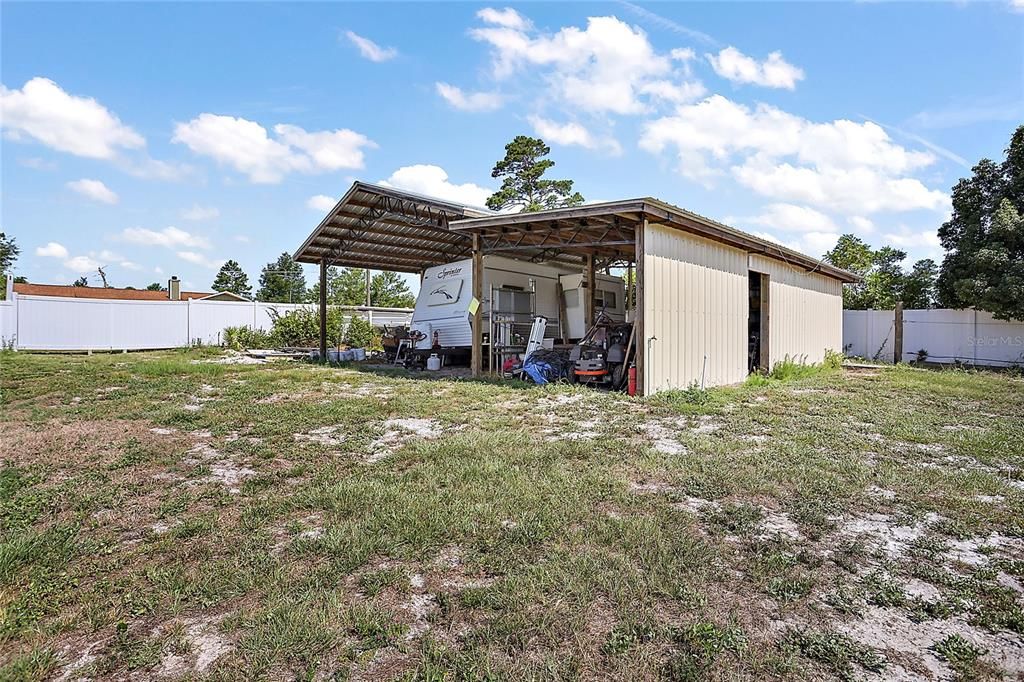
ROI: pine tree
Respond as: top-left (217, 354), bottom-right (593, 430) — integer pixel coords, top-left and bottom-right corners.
top-left (256, 253), bottom-right (306, 302)
top-left (370, 271), bottom-right (415, 307)
top-left (486, 136), bottom-right (584, 212)
top-left (212, 260), bottom-right (252, 298)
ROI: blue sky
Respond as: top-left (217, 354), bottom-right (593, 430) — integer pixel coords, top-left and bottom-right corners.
top-left (2, 1), bottom-right (1022, 294)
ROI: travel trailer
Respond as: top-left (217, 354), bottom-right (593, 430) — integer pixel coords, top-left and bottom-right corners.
top-left (408, 256), bottom-right (625, 354)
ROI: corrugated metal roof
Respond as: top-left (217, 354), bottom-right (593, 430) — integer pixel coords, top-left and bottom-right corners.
top-left (294, 181), bottom-right (858, 282)
top-left (292, 182), bottom-right (493, 273)
top-left (450, 197), bottom-right (860, 283)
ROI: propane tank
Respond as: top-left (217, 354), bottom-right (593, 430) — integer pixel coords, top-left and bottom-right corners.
top-left (627, 363), bottom-right (637, 396)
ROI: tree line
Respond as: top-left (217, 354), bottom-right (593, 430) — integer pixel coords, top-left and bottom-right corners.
top-left (208, 255), bottom-right (417, 307)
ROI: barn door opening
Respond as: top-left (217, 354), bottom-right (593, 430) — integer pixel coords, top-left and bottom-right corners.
top-left (748, 272), bottom-right (770, 373)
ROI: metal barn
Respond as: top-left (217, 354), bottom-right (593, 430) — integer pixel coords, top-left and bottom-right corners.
top-left (294, 181), bottom-right (858, 395)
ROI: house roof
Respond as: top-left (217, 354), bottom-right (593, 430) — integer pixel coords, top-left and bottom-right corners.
top-left (12, 283), bottom-right (248, 301)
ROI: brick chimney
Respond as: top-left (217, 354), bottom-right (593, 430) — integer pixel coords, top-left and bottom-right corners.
top-left (168, 276), bottom-right (181, 301)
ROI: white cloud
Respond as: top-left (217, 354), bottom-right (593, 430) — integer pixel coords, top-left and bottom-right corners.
top-left (181, 204), bottom-right (219, 221)
top-left (883, 228), bottom-right (942, 253)
top-left (344, 30), bottom-right (397, 62)
top-left (640, 94), bottom-right (948, 213)
top-left (35, 242), bottom-right (141, 274)
top-left (470, 14), bottom-right (695, 115)
top-left (799, 232), bottom-right (842, 258)
top-left (732, 158), bottom-right (948, 214)
top-left (233, 235), bottom-right (250, 243)
top-left (379, 165), bottom-right (492, 207)
top-left (177, 251), bottom-right (225, 269)
top-left (154, 266), bottom-right (164, 275)
top-left (0, 77), bottom-right (145, 159)
top-left (173, 114), bottom-right (375, 183)
top-left (743, 203), bottom-right (838, 233)
top-left (121, 157), bottom-right (193, 181)
top-left (307, 194), bottom-right (338, 212)
top-left (67, 178), bottom-right (119, 204)
top-left (18, 156), bottom-right (57, 171)
top-left (36, 242), bottom-right (69, 259)
top-left (120, 226), bottom-right (211, 250)
top-left (848, 216), bottom-right (875, 233)
top-left (527, 115), bottom-right (621, 155)
top-left (435, 83), bottom-right (504, 112)
top-left (64, 255), bottom-right (102, 273)
top-left (477, 7), bottom-right (532, 30)
top-left (638, 79), bottom-right (707, 104)
top-left (707, 47), bottom-right (804, 90)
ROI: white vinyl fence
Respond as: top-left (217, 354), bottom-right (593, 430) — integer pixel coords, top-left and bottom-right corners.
top-left (843, 308), bottom-right (1024, 367)
top-left (0, 294), bottom-right (412, 351)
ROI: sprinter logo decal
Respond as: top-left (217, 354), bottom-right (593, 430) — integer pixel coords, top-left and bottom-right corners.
top-left (437, 267), bottom-right (463, 280)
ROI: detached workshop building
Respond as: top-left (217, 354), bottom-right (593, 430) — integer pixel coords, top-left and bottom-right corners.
top-left (295, 182), bottom-right (857, 395)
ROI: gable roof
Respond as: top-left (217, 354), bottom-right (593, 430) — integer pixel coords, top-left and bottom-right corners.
top-left (12, 283), bottom-right (248, 301)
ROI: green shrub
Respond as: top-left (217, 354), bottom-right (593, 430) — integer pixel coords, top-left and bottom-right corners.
top-left (268, 307), bottom-right (344, 348)
top-left (223, 326), bottom-right (273, 350)
top-left (344, 315), bottom-right (381, 350)
top-left (265, 309), bottom-right (382, 350)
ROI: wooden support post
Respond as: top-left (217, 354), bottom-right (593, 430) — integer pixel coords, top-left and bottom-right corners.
top-left (635, 220), bottom-right (646, 396)
top-left (894, 301), bottom-right (904, 364)
top-left (365, 268), bottom-right (371, 307)
top-left (471, 234), bottom-right (483, 378)
top-left (584, 253), bottom-right (595, 328)
top-left (318, 258), bottom-right (328, 363)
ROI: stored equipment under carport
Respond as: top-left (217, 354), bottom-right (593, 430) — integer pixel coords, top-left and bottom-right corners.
top-left (569, 312), bottom-right (635, 389)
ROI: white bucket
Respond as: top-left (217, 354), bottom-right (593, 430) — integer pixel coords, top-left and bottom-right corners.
top-left (352, 348), bottom-right (366, 361)
top-left (426, 353), bottom-right (442, 371)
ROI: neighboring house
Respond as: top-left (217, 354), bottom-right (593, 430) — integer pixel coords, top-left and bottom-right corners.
top-left (13, 277), bottom-right (249, 302)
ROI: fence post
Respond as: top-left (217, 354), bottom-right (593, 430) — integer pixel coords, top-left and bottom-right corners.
top-left (893, 302), bottom-right (903, 364)
top-left (187, 298), bottom-right (192, 347)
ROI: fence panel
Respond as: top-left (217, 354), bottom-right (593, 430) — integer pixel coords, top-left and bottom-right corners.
top-left (188, 300), bottom-right (260, 346)
top-left (842, 310), bottom-right (896, 362)
top-left (0, 301), bottom-right (14, 347)
top-left (2, 295), bottom-right (413, 351)
top-left (844, 308), bottom-right (1024, 367)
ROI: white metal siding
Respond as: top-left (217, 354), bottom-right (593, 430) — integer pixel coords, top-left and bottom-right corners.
top-left (749, 254), bottom-right (843, 366)
top-left (643, 223), bottom-right (748, 393)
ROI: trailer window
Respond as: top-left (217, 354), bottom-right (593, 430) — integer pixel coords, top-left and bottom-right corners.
top-left (596, 290), bottom-right (617, 309)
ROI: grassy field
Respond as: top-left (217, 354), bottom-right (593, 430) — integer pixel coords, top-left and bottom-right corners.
top-left (0, 349), bottom-right (1022, 681)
